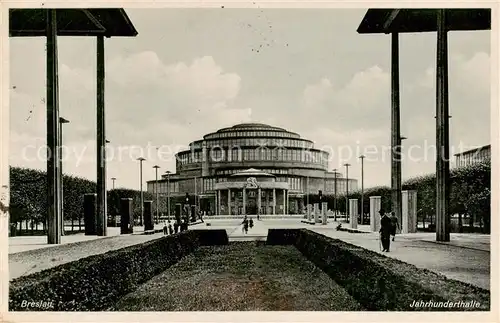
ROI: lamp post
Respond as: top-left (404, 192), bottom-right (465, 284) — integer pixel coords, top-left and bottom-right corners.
top-left (59, 117), bottom-right (69, 236)
top-left (137, 157), bottom-right (146, 226)
top-left (153, 165), bottom-right (160, 224)
top-left (359, 155), bottom-right (365, 225)
top-left (165, 170), bottom-right (171, 222)
top-left (332, 168), bottom-right (338, 221)
top-left (344, 163), bottom-right (351, 222)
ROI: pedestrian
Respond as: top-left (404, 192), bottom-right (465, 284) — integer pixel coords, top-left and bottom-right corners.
top-left (174, 221), bottom-right (179, 233)
top-left (163, 220), bottom-right (168, 235)
top-left (257, 213), bottom-right (260, 221)
top-left (379, 209), bottom-right (392, 252)
top-left (249, 218), bottom-right (254, 229)
top-left (390, 211), bottom-right (400, 241)
top-left (242, 216), bottom-right (249, 234)
top-left (168, 222), bottom-right (173, 235)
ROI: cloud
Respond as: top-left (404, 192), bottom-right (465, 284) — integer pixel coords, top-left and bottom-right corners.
top-left (299, 65), bottom-right (391, 134)
top-left (416, 52), bottom-right (490, 96)
top-left (294, 51), bottom-right (490, 187)
top-left (10, 51), bottom-right (247, 188)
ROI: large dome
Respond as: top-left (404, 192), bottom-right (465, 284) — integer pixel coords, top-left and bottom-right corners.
top-left (204, 122), bottom-right (300, 139)
top-left (218, 123), bottom-right (287, 132)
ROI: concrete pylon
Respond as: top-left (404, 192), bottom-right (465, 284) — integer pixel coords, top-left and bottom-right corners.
top-left (349, 198), bottom-right (358, 229)
top-left (369, 196), bottom-right (382, 232)
top-left (321, 202), bottom-right (328, 225)
top-left (402, 190), bottom-right (418, 233)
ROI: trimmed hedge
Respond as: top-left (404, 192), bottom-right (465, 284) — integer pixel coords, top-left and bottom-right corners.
top-left (267, 229), bottom-right (490, 311)
top-left (9, 229), bottom-right (229, 311)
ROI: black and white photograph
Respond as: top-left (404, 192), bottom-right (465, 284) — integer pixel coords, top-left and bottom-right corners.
top-left (1, 1), bottom-right (496, 319)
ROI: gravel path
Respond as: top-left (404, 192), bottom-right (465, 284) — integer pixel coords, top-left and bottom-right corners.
top-left (111, 242), bottom-right (363, 311)
top-left (9, 233), bottom-right (166, 280)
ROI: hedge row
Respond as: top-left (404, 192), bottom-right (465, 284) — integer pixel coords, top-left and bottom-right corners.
top-left (9, 167), bottom-right (154, 225)
top-left (267, 229), bottom-right (490, 311)
top-left (306, 159), bottom-right (491, 232)
top-left (9, 229), bottom-right (229, 311)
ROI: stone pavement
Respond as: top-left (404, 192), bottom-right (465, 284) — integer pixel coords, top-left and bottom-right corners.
top-left (8, 224), bottom-right (165, 281)
top-left (9, 218), bottom-right (490, 291)
top-left (196, 217), bottom-right (491, 290)
top-left (8, 224), bottom-right (165, 254)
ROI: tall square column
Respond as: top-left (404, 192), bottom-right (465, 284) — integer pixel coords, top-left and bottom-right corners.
top-left (228, 188), bottom-right (231, 216)
top-left (402, 190), bottom-right (418, 233)
top-left (266, 190), bottom-right (270, 214)
top-left (243, 188), bottom-right (246, 215)
top-left (283, 189), bottom-right (286, 215)
top-left (257, 188), bottom-right (262, 215)
top-left (369, 196), bottom-right (382, 232)
top-left (272, 188), bottom-right (276, 215)
top-left (314, 203), bottom-right (319, 223)
top-left (349, 199), bottom-right (358, 229)
top-left (321, 202), bottom-right (328, 225)
top-left (217, 190), bottom-right (221, 215)
top-left (46, 9), bottom-right (62, 244)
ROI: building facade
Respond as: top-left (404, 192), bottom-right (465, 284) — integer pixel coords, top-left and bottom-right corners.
top-left (454, 144), bottom-right (491, 168)
top-left (147, 123), bottom-right (357, 215)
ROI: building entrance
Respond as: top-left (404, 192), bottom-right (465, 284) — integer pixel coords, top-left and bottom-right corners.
top-left (246, 189), bottom-right (258, 214)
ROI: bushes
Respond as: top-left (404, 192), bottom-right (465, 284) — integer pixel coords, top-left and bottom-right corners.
top-left (306, 159), bottom-right (491, 232)
top-left (9, 167), bottom-right (153, 229)
top-left (267, 229), bottom-right (490, 311)
top-left (9, 229), bottom-right (229, 311)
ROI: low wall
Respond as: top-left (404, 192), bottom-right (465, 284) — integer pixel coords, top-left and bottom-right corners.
top-left (266, 229), bottom-right (490, 311)
top-left (9, 230), bottom-right (229, 311)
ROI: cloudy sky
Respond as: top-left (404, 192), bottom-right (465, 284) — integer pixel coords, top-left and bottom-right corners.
top-left (9, 7), bottom-right (491, 190)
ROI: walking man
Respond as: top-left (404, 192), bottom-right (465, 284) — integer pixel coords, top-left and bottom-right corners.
top-left (242, 216), bottom-right (249, 234)
top-left (379, 210), bottom-right (392, 252)
top-left (389, 211), bottom-right (400, 241)
top-left (163, 220), bottom-right (168, 235)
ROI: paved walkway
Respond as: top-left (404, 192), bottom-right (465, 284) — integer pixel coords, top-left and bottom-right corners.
top-left (9, 218), bottom-right (490, 291)
top-left (195, 218), bottom-right (491, 290)
top-left (9, 225), bottom-right (164, 254)
top-left (8, 224), bottom-right (165, 281)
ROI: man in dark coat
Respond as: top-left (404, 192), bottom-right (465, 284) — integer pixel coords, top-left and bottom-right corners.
top-left (242, 216), bottom-right (249, 234)
top-left (379, 210), bottom-right (392, 252)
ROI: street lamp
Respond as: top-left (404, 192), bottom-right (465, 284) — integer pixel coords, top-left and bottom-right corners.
top-left (359, 155), bottom-right (365, 225)
top-left (59, 117), bottom-right (69, 236)
top-left (165, 170), bottom-right (171, 222)
top-left (137, 157), bottom-right (146, 226)
top-left (332, 168), bottom-right (338, 221)
top-left (153, 165), bottom-right (160, 224)
top-left (344, 163), bottom-right (351, 222)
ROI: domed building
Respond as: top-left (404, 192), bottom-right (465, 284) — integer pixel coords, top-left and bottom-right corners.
top-left (147, 123), bottom-right (357, 216)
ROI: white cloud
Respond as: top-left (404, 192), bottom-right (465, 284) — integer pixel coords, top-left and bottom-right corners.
top-left (10, 52), bottom-right (246, 189)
